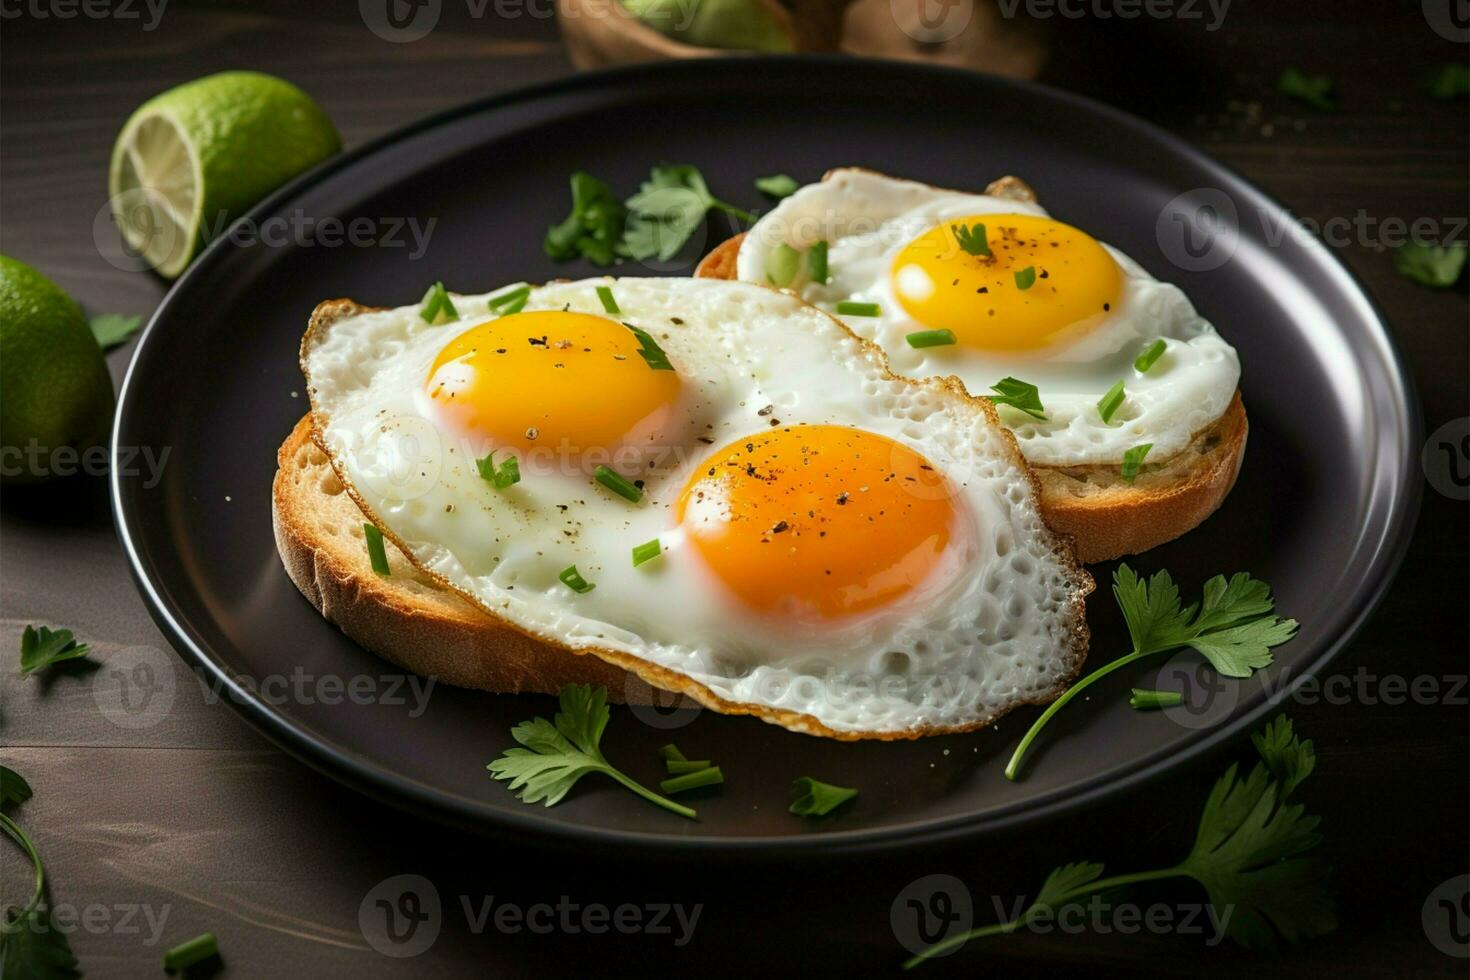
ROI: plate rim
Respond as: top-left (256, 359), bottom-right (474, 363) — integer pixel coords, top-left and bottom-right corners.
top-left (110, 55), bottom-right (1423, 855)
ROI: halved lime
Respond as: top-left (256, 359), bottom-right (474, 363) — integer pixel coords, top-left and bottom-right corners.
top-left (108, 71), bottom-right (340, 278)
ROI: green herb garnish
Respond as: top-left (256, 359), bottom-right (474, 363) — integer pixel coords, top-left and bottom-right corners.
top-left (951, 222), bottom-right (990, 257)
top-left (363, 523), bottom-right (391, 576)
top-left (1, 768), bottom-right (82, 980)
top-left (988, 377), bottom-right (1047, 421)
top-left (665, 759), bottom-right (712, 774)
top-left (89, 313), bottom-right (142, 350)
top-left (835, 301), bottom-right (880, 317)
top-left (0, 767), bottom-right (33, 809)
top-left (1427, 62), bottom-right (1470, 100)
top-left (624, 322), bottom-right (675, 371)
top-left (1005, 565), bottom-right (1298, 780)
top-left (1120, 443), bottom-right (1152, 483)
top-left (660, 766), bottom-right (724, 794)
top-left (419, 281), bottom-right (458, 324)
top-left (1395, 241), bottom-right (1467, 288)
top-left (632, 538), bottom-right (662, 567)
top-left (558, 565), bottom-right (595, 594)
top-left (789, 777), bottom-right (857, 816)
top-left (808, 240), bottom-right (829, 284)
top-left (1128, 688), bottom-right (1183, 710)
top-left (488, 284), bottom-right (531, 316)
top-left (596, 284), bottom-right (620, 314)
top-left (595, 465), bottom-right (643, 503)
top-left (1278, 67), bottom-right (1335, 110)
top-left (163, 933), bottom-right (219, 972)
top-left (1134, 339), bottom-right (1167, 373)
top-left (489, 684), bottom-right (695, 818)
top-left (476, 451), bottom-right (521, 490)
top-left (622, 164), bottom-right (753, 262)
top-left (907, 716), bottom-right (1333, 966)
top-left (544, 171), bottom-right (627, 265)
top-left (658, 744), bottom-right (686, 763)
top-left (18, 625), bottom-right (92, 676)
top-left (767, 243), bottom-right (801, 288)
top-left (755, 173), bottom-right (798, 199)
top-left (1097, 380), bottom-right (1126, 424)
top-left (1013, 266), bottom-right (1037, 290)
top-left (906, 329), bottom-right (957, 349)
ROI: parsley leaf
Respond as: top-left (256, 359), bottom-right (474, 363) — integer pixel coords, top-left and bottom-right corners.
top-left (951, 222), bottom-right (990, 257)
top-left (789, 777), bottom-right (857, 816)
top-left (475, 451), bottom-right (520, 490)
top-left (1278, 67), bottom-right (1335, 110)
top-left (0, 767), bottom-right (31, 809)
top-left (89, 313), bottom-right (142, 350)
top-left (905, 716), bottom-right (1335, 968)
top-left (1395, 241), bottom-right (1467, 288)
top-left (544, 171), bottom-right (628, 265)
top-left (1007, 566), bottom-right (1297, 780)
top-left (18, 626), bottom-right (92, 677)
top-left (988, 377), bottom-right (1047, 421)
top-left (488, 684), bottom-right (695, 819)
top-left (1, 771), bottom-right (82, 980)
top-left (623, 164), bottom-right (754, 262)
top-left (755, 173), bottom-right (798, 199)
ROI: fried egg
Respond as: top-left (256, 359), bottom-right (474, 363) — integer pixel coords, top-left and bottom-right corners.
top-left (302, 277), bottom-right (1091, 739)
top-left (735, 169), bottom-right (1241, 467)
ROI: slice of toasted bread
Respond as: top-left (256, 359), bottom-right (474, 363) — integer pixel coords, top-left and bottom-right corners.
top-left (272, 414), bottom-right (652, 702)
top-left (695, 172), bottom-right (1247, 562)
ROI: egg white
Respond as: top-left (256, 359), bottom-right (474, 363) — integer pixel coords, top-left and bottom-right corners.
top-left (736, 169), bottom-right (1241, 467)
top-left (303, 277), bottom-right (1091, 738)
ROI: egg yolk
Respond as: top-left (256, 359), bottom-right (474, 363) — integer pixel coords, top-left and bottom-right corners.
top-left (424, 311), bottom-right (682, 463)
top-left (889, 213), bottom-right (1123, 351)
top-left (676, 425), bottom-right (960, 621)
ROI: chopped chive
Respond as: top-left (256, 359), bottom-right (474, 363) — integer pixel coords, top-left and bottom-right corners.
top-left (658, 743), bottom-right (687, 763)
top-left (632, 538), bottom-right (662, 567)
top-left (660, 765), bottom-right (723, 794)
top-left (559, 565), bottom-right (595, 594)
top-left (666, 759), bottom-right (712, 774)
top-left (624, 322), bottom-right (674, 371)
top-left (951, 222), bottom-right (990, 257)
top-left (476, 450), bottom-right (521, 489)
top-left (1129, 688), bottom-right (1183, 710)
top-left (363, 523), bottom-right (390, 576)
top-left (419, 281), bottom-right (458, 324)
top-left (808, 240), bottom-right (829, 284)
top-left (596, 285), bottom-right (620, 314)
top-left (905, 329), bottom-right (957, 349)
top-left (1097, 380), bottom-right (1126, 424)
top-left (488, 285), bottom-right (531, 315)
top-left (595, 465), bottom-right (643, 503)
top-left (1134, 338), bottom-right (1167, 373)
top-left (1014, 266), bottom-right (1037, 290)
top-left (767, 243), bottom-right (801, 288)
top-left (755, 173), bottom-right (798, 199)
top-left (1121, 442), bottom-right (1153, 483)
top-left (163, 932), bottom-right (218, 972)
top-left (836, 301), bottom-right (880, 317)
top-left (789, 776), bottom-right (858, 816)
top-left (989, 377), bottom-right (1047, 421)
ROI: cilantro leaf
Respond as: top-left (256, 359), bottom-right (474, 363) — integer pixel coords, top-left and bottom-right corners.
top-left (789, 777), bottom-right (857, 816)
top-left (0, 767), bottom-right (31, 810)
top-left (988, 377), bottom-right (1047, 421)
top-left (1250, 715), bottom-right (1315, 800)
top-left (1395, 241), bottom-right (1467, 288)
top-left (755, 173), bottom-right (798, 199)
top-left (1, 905), bottom-right (81, 980)
top-left (1007, 567), bottom-right (1297, 780)
top-left (1031, 861), bottom-right (1105, 911)
top-left (488, 684), bottom-right (695, 818)
top-left (1426, 62), bottom-right (1470, 100)
top-left (89, 313), bottom-right (142, 350)
top-left (622, 164), bottom-right (753, 262)
top-left (1278, 67), bottom-right (1334, 110)
top-left (544, 171), bottom-right (628, 266)
top-left (18, 626), bottom-right (92, 677)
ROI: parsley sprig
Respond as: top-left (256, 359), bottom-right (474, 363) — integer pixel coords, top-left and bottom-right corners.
top-left (18, 626), bottom-right (92, 676)
top-left (1, 767), bottom-right (82, 979)
top-left (488, 684), bottom-right (695, 819)
top-left (906, 716), bottom-right (1333, 966)
top-left (1005, 565), bottom-right (1297, 780)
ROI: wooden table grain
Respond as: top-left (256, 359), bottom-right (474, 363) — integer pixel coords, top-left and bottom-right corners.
top-left (1, 1), bottom-right (1466, 976)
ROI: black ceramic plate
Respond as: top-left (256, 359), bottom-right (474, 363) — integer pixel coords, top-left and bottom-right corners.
top-left (112, 57), bottom-right (1419, 853)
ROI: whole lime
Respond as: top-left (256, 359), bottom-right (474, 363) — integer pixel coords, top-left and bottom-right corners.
top-left (0, 256), bottom-right (114, 484)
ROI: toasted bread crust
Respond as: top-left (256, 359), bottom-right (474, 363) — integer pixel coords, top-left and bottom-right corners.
top-left (291, 291), bottom-right (1093, 739)
top-left (694, 171), bottom-right (1245, 562)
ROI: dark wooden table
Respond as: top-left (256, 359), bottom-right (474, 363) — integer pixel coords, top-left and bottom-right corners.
top-left (2, 1), bottom-right (1466, 976)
